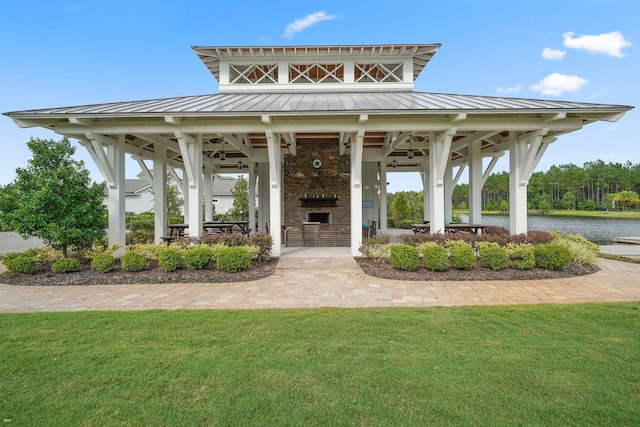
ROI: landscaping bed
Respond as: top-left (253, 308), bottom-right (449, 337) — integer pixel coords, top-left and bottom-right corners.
top-left (1, 258), bottom-right (278, 286)
top-left (356, 257), bottom-right (598, 281)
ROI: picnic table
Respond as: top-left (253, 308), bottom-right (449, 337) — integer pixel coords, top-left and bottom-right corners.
top-left (203, 220), bottom-right (251, 236)
top-left (412, 223), bottom-right (487, 235)
top-left (161, 223), bottom-right (189, 243)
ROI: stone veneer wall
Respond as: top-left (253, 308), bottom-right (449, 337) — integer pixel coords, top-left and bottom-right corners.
top-left (283, 141), bottom-right (351, 225)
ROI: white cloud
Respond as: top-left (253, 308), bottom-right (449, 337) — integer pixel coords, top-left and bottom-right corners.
top-left (563, 31), bottom-right (632, 58)
top-left (530, 73), bottom-right (588, 96)
top-left (542, 47), bottom-right (565, 60)
top-left (497, 84), bottom-right (522, 94)
top-left (283, 11), bottom-right (338, 38)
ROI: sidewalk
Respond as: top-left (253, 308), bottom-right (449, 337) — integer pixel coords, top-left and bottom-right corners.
top-left (1, 257), bottom-right (638, 313)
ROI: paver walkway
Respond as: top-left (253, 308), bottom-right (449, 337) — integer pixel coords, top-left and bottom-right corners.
top-left (1, 258), bottom-right (638, 313)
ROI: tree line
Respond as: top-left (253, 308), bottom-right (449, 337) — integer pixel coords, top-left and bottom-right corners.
top-left (390, 160), bottom-right (640, 225)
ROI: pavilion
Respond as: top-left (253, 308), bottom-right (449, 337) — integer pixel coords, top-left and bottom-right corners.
top-left (4, 43), bottom-right (633, 256)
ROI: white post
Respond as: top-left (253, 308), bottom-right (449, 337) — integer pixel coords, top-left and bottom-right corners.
top-left (509, 132), bottom-right (528, 234)
top-left (350, 130), bottom-right (365, 256)
top-left (186, 135), bottom-right (203, 237)
top-left (422, 164), bottom-right (430, 222)
top-left (204, 164), bottom-right (214, 221)
top-left (249, 162), bottom-right (256, 233)
top-left (379, 161), bottom-right (388, 233)
top-left (153, 142), bottom-right (167, 244)
top-left (444, 161), bottom-right (453, 223)
top-left (428, 130), bottom-right (455, 234)
top-left (107, 136), bottom-right (126, 256)
top-left (469, 139), bottom-right (483, 224)
top-left (266, 132), bottom-right (282, 256)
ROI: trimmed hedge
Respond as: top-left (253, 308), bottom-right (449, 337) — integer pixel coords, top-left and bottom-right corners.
top-left (216, 247), bottom-right (252, 272)
top-left (446, 241), bottom-right (475, 271)
top-left (184, 246), bottom-right (213, 270)
top-left (478, 246), bottom-right (508, 271)
top-left (91, 253), bottom-right (115, 273)
top-left (159, 247), bottom-right (184, 272)
top-left (421, 243), bottom-right (449, 271)
top-left (4, 254), bottom-right (37, 274)
top-left (534, 243), bottom-right (572, 270)
top-left (121, 251), bottom-right (149, 272)
top-left (390, 245), bottom-right (420, 271)
top-left (51, 257), bottom-right (80, 273)
top-left (506, 244), bottom-right (536, 270)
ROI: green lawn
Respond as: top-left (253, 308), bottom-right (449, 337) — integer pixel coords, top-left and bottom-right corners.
top-left (1, 304), bottom-right (639, 425)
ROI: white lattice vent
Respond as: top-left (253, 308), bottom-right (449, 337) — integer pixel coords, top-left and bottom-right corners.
top-left (289, 63), bottom-right (344, 84)
top-left (229, 64), bottom-right (278, 84)
top-left (355, 63), bottom-right (403, 83)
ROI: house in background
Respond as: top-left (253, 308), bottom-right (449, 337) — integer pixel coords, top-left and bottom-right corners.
top-left (105, 173), bottom-right (239, 215)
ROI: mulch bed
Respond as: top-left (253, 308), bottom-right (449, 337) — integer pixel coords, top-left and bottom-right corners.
top-left (1, 257), bottom-right (600, 286)
top-left (0, 258), bottom-right (279, 286)
top-left (355, 257), bottom-right (599, 281)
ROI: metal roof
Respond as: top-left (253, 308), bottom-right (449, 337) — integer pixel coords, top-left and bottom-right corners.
top-left (5, 91), bottom-right (632, 118)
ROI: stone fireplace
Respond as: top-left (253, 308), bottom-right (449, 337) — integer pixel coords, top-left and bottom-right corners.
top-left (307, 212), bottom-right (330, 223)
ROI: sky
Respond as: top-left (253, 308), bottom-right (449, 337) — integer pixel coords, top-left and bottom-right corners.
top-left (0, 0), bottom-right (637, 193)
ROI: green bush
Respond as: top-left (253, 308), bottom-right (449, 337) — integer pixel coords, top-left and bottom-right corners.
top-left (91, 253), bottom-right (115, 273)
top-left (478, 246), bottom-right (509, 271)
top-left (158, 247), bottom-right (184, 272)
top-left (534, 243), bottom-right (572, 270)
top-left (390, 245), bottom-right (420, 271)
top-left (51, 257), bottom-right (80, 273)
top-left (506, 243), bottom-right (536, 270)
top-left (420, 243), bottom-right (449, 271)
top-left (121, 251), bottom-right (149, 272)
top-left (4, 254), bottom-right (37, 274)
top-left (216, 246), bottom-right (252, 272)
top-left (185, 246), bottom-right (213, 270)
top-left (446, 240), bottom-right (475, 270)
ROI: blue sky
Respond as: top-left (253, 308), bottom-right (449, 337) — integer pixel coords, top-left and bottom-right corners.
top-left (1, 0), bottom-right (637, 193)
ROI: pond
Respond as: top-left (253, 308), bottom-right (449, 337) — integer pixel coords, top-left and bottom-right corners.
top-left (459, 214), bottom-right (640, 244)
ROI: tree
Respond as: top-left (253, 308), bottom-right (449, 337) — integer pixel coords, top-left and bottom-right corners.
top-left (0, 137), bottom-right (105, 256)
top-left (612, 190), bottom-right (640, 210)
top-left (391, 192), bottom-right (410, 222)
top-left (166, 175), bottom-right (183, 217)
top-left (230, 176), bottom-right (249, 220)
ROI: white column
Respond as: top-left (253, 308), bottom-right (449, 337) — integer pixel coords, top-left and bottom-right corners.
top-left (428, 130), bottom-right (455, 234)
top-left (362, 162), bottom-right (376, 226)
top-left (107, 136), bottom-right (126, 256)
top-left (509, 132), bottom-right (528, 234)
top-left (468, 139), bottom-right (483, 224)
top-left (350, 130), bottom-right (364, 256)
top-left (181, 174), bottom-right (189, 222)
top-left (444, 161), bottom-right (453, 223)
top-left (257, 163), bottom-right (270, 233)
top-left (153, 142), bottom-right (167, 244)
top-left (203, 164), bottom-right (214, 221)
top-left (379, 162), bottom-right (388, 233)
top-left (422, 164), bottom-right (430, 222)
top-left (186, 135), bottom-right (203, 236)
top-left (266, 132), bottom-right (282, 256)
top-left (249, 162), bottom-right (256, 233)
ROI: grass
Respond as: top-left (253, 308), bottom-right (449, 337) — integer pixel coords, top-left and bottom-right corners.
top-left (599, 253), bottom-right (640, 264)
top-left (1, 304), bottom-right (639, 425)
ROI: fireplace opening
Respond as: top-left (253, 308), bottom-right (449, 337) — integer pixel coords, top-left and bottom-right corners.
top-left (307, 212), bottom-right (330, 223)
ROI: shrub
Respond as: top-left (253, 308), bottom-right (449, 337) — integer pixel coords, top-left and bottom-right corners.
top-left (216, 246), bottom-right (252, 272)
top-left (158, 247), bottom-right (184, 272)
top-left (446, 240), bottom-right (475, 270)
top-left (249, 232), bottom-right (273, 261)
top-left (51, 257), bottom-right (80, 273)
top-left (534, 243), bottom-right (572, 270)
top-left (478, 246), bottom-right (509, 271)
top-left (33, 246), bottom-right (62, 263)
top-left (4, 254), bottom-right (37, 274)
top-left (506, 243), bottom-right (536, 270)
top-left (91, 253), bottom-right (115, 273)
top-left (420, 243), bottom-right (449, 271)
top-left (390, 245), bottom-right (420, 271)
top-left (553, 234), bottom-right (599, 265)
top-left (185, 246), bottom-right (213, 270)
top-left (121, 251), bottom-right (149, 272)
top-left (127, 243), bottom-right (163, 261)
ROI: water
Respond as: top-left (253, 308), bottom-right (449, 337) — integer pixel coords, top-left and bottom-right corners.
top-left (459, 214), bottom-right (640, 244)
